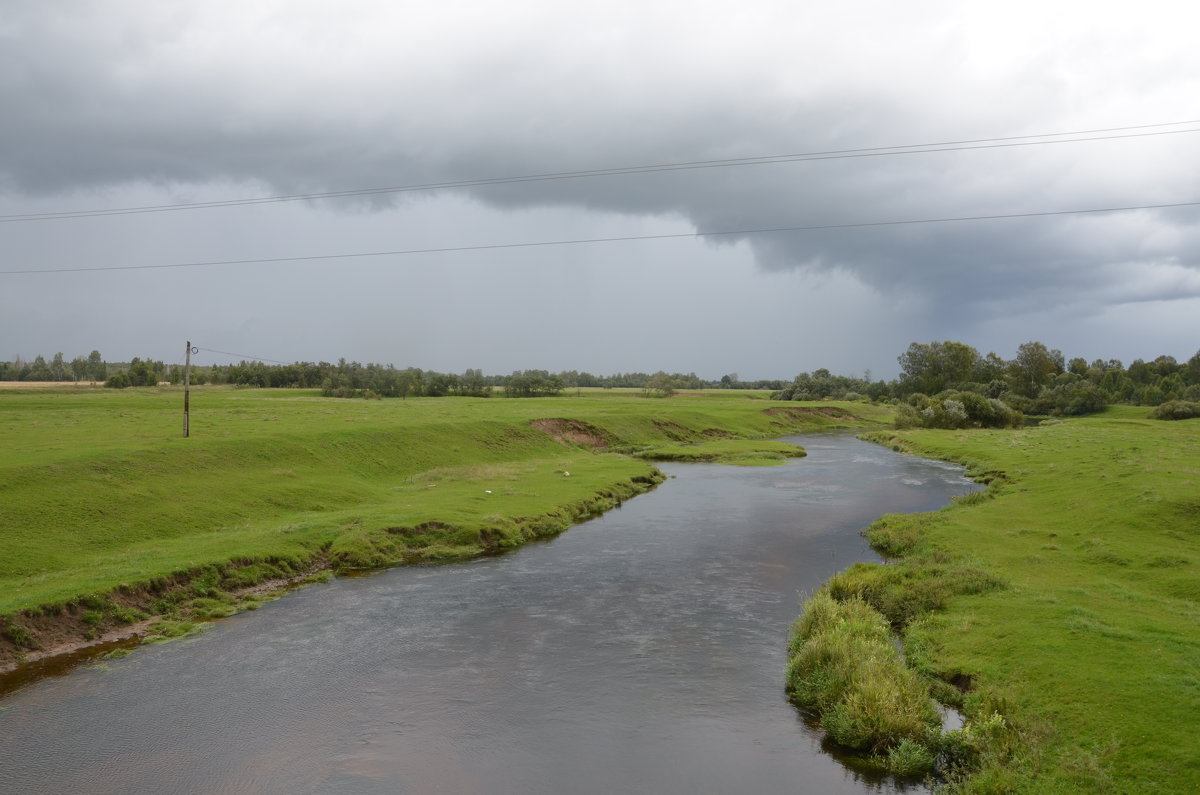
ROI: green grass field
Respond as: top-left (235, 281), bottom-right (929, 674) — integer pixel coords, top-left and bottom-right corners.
top-left (0, 386), bottom-right (884, 664)
top-left (859, 408), bottom-right (1200, 792)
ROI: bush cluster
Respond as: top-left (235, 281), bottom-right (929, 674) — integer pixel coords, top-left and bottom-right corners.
top-left (894, 391), bottom-right (1023, 430)
top-left (1150, 400), bottom-right (1200, 420)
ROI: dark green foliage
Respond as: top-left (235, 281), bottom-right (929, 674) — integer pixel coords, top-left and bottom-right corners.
top-left (104, 371), bottom-right (131, 389)
top-left (1007, 341), bottom-right (1065, 398)
top-left (1150, 400), bottom-right (1200, 420)
top-left (776, 367), bottom-right (876, 401)
top-left (504, 370), bottom-right (565, 397)
top-left (894, 391), bottom-right (1023, 430)
top-left (1039, 376), bottom-right (1107, 416)
top-left (898, 341), bottom-right (980, 395)
top-left (642, 371), bottom-right (677, 398)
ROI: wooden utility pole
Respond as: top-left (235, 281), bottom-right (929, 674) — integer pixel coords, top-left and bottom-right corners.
top-left (183, 340), bottom-right (193, 437)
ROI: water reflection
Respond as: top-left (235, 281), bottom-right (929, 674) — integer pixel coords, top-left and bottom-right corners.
top-left (0, 433), bottom-right (977, 794)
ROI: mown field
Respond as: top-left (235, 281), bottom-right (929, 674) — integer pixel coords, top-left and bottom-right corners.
top-left (0, 386), bottom-right (882, 665)
top-left (854, 408), bottom-right (1200, 792)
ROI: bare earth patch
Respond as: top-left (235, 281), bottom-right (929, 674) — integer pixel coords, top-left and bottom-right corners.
top-left (530, 418), bottom-right (612, 448)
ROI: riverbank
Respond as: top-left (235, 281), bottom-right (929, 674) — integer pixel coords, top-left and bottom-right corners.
top-left (0, 387), bottom-right (886, 676)
top-left (792, 407), bottom-right (1199, 792)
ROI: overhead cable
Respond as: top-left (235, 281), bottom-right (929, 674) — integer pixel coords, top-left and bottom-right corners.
top-left (4, 198), bottom-right (1197, 276)
top-left (194, 347), bottom-right (294, 365)
top-left (1, 119), bottom-right (1197, 223)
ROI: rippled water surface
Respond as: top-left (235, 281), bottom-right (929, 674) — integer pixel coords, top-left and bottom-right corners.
top-left (0, 434), bottom-right (978, 794)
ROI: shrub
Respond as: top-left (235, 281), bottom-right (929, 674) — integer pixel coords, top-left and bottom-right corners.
top-left (1150, 400), bottom-right (1200, 420)
top-left (1040, 380), bottom-right (1107, 416)
top-left (894, 392), bottom-right (1022, 430)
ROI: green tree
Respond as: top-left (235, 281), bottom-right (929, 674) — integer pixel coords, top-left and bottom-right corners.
top-left (26, 355), bottom-right (52, 381)
top-left (126, 357), bottom-right (162, 387)
top-left (1007, 341), bottom-right (1064, 398)
top-left (459, 368), bottom-right (491, 397)
top-left (50, 352), bottom-right (67, 381)
top-left (1184, 350), bottom-right (1200, 386)
top-left (897, 341), bottom-right (979, 396)
top-left (87, 350), bottom-right (106, 383)
top-left (643, 371), bottom-right (677, 398)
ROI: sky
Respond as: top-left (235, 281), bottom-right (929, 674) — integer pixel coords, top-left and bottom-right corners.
top-left (2, 1), bottom-right (1198, 381)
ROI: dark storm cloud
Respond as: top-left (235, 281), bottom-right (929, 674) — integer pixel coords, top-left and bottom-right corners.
top-left (2, 1), bottom-right (1198, 372)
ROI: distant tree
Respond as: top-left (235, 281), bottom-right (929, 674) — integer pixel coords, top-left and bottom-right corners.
top-left (972, 352), bottom-right (1007, 384)
top-left (1126, 359), bottom-right (1153, 385)
top-left (70, 356), bottom-right (88, 383)
top-left (125, 357), bottom-right (163, 387)
top-left (1184, 350), bottom-right (1200, 386)
top-left (897, 341), bottom-right (979, 396)
top-left (1152, 355), bottom-right (1179, 377)
top-left (26, 355), bottom-right (52, 381)
top-left (424, 372), bottom-right (457, 397)
top-left (1040, 375), bottom-right (1107, 416)
top-left (504, 370), bottom-right (564, 398)
top-left (459, 368), bottom-right (491, 397)
top-left (643, 372), bottom-right (677, 398)
top-left (87, 350), bottom-right (106, 383)
top-left (1007, 341), bottom-right (1064, 398)
top-left (50, 352), bottom-right (67, 381)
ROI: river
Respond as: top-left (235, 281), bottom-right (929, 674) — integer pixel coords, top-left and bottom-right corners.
top-left (0, 433), bottom-right (978, 794)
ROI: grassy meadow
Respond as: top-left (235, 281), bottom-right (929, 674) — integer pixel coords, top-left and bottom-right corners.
top-left (0, 385), bottom-right (882, 665)
top-left (848, 408), bottom-right (1200, 792)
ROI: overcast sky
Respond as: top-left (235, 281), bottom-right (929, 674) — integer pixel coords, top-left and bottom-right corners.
top-left (2, 1), bottom-right (1198, 380)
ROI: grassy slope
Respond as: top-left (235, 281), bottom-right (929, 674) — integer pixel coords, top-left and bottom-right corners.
top-left (0, 387), bottom-right (883, 619)
top-left (868, 408), bottom-right (1200, 792)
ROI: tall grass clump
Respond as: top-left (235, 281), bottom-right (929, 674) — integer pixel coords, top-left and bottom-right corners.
top-left (786, 591), bottom-right (940, 773)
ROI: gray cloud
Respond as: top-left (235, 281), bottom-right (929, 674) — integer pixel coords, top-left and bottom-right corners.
top-left (2, 1), bottom-right (1198, 376)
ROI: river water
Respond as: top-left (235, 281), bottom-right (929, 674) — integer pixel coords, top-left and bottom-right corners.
top-left (0, 433), bottom-right (978, 794)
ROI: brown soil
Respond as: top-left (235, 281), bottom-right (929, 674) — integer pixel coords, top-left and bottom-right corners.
top-left (530, 418), bottom-right (613, 448)
top-left (0, 557), bottom-right (327, 675)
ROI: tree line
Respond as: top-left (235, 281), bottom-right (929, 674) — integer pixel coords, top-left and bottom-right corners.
top-left (0, 351), bottom-right (108, 383)
top-left (0, 353), bottom-right (778, 398)
top-left (5, 342), bottom-right (1197, 417)
top-left (775, 340), bottom-right (1200, 427)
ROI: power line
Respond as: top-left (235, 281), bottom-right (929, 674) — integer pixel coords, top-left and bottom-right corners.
top-left (4, 198), bottom-right (1197, 276)
top-left (2, 119), bottom-right (1198, 223)
top-left (194, 347), bottom-right (294, 365)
